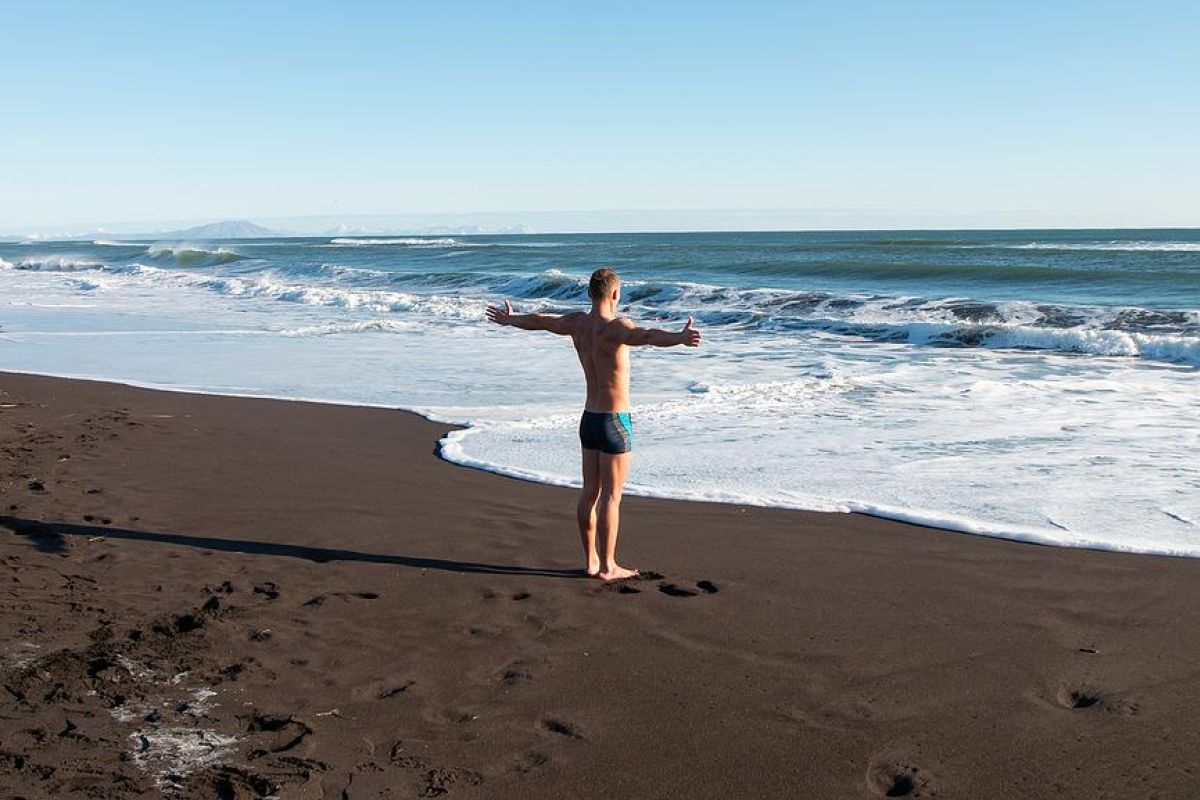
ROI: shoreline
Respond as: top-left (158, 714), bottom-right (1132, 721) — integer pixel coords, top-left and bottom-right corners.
top-left (2, 366), bottom-right (1188, 560)
top-left (4, 370), bottom-right (1200, 798)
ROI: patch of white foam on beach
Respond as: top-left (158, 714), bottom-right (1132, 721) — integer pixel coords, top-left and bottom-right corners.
top-left (71, 649), bottom-right (238, 790)
top-left (2, 642), bottom-right (42, 669)
top-left (129, 728), bottom-right (240, 792)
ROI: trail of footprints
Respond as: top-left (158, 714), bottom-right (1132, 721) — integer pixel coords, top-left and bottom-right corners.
top-left (594, 570), bottom-right (721, 598)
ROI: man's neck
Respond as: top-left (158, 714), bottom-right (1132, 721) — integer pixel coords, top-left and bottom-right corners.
top-left (590, 300), bottom-right (617, 319)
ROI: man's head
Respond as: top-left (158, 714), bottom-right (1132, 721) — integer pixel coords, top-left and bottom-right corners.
top-left (588, 267), bottom-right (620, 304)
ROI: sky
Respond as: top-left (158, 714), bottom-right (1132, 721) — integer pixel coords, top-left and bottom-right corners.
top-left (2, 1), bottom-right (1197, 233)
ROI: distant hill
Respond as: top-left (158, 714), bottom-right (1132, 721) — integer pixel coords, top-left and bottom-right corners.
top-left (153, 220), bottom-right (281, 239)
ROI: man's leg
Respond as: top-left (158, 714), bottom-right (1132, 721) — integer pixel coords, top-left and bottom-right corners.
top-left (597, 451), bottom-right (637, 581)
top-left (577, 447), bottom-right (602, 575)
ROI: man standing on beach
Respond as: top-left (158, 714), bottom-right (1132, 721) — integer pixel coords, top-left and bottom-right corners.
top-left (486, 268), bottom-right (701, 581)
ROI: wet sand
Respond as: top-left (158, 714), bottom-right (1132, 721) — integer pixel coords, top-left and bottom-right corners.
top-left (2, 370), bottom-right (1199, 798)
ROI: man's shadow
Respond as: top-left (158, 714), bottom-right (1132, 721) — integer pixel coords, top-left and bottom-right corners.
top-left (0, 516), bottom-right (584, 579)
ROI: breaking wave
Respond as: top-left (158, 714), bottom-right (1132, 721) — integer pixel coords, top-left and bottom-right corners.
top-left (11, 256), bottom-right (105, 271)
top-left (144, 246), bottom-right (246, 267)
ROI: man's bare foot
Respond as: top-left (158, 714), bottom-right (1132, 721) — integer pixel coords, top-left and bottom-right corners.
top-left (597, 564), bottom-right (639, 582)
top-left (586, 557), bottom-right (601, 577)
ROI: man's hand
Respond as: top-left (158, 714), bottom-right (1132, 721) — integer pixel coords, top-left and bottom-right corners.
top-left (486, 300), bottom-right (514, 326)
top-left (680, 317), bottom-right (701, 347)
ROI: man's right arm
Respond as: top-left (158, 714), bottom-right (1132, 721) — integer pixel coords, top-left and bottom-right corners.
top-left (486, 300), bottom-right (578, 335)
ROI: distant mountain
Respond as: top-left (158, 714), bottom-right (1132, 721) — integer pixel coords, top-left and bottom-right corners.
top-left (153, 220), bottom-right (281, 239)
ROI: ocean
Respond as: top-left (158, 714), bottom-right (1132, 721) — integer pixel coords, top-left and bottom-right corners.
top-left (2, 230), bottom-right (1197, 555)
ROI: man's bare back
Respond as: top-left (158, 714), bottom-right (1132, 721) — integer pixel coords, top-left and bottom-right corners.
top-left (566, 311), bottom-right (633, 412)
top-left (486, 268), bottom-right (700, 580)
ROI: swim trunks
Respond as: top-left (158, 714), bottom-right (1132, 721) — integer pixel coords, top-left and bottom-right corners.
top-left (578, 410), bottom-right (633, 454)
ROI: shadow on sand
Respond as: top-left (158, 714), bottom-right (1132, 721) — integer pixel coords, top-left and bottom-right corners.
top-left (0, 516), bottom-right (585, 579)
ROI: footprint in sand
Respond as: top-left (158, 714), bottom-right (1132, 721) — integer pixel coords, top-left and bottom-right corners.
top-left (1053, 683), bottom-right (1138, 714)
top-left (302, 591), bottom-right (380, 607)
top-left (181, 766), bottom-right (279, 799)
top-left (245, 713), bottom-right (312, 756)
top-left (421, 766), bottom-right (484, 796)
top-left (514, 750), bottom-right (551, 774)
top-left (389, 741), bottom-right (429, 770)
top-left (599, 582), bottom-right (641, 595)
top-left (594, 570), bottom-right (663, 595)
top-left (658, 580), bottom-right (720, 598)
top-left (866, 760), bottom-right (927, 797)
top-left (541, 718), bottom-right (584, 739)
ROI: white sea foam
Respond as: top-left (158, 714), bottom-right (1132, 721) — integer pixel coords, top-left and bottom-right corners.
top-left (330, 237), bottom-right (458, 246)
top-left (1005, 241), bottom-right (1200, 252)
top-left (94, 264), bottom-right (482, 319)
top-left (279, 319), bottom-right (420, 336)
top-left (129, 728), bottom-right (239, 791)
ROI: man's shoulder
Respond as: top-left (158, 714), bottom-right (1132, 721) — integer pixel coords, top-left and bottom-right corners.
top-left (610, 315), bottom-right (636, 330)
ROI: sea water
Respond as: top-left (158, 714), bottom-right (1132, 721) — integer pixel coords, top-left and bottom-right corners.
top-left (1, 230), bottom-right (1197, 555)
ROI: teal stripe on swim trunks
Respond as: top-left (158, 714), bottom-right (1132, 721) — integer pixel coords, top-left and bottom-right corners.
top-left (616, 412), bottom-right (633, 444)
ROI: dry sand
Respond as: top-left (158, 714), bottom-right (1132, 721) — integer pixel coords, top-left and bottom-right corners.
top-left (2, 371), bottom-right (1199, 798)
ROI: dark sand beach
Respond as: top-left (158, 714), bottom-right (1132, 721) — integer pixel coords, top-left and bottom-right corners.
top-left (2, 370), bottom-right (1199, 799)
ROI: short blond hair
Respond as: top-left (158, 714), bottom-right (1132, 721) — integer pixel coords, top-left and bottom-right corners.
top-left (588, 267), bottom-right (620, 301)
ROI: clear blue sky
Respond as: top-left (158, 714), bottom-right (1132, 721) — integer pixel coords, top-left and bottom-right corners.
top-left (2, 1), bottom-right (1197, 231)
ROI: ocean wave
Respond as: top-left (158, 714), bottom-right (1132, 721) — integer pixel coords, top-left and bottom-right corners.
top-left (329, 237), bottom-right (458, 247)
top-left (12, 256), bottom-right (105, 272)
top-left (120, 264), bottom-right (485, 319)
top-left (481, 273), bottom-right (1200, 365)
top-left (900, 321), bottom-right (1200, 365)
top-left (144, 245), bottom-right (245, 267)
top-left (13, 253), bottom-right (1196, 365)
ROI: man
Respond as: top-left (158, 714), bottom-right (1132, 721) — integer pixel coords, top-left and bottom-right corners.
top-left (486, 268), bottom-right (701, 581)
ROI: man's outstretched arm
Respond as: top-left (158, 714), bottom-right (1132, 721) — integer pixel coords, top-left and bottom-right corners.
top-left (621, 316), bottom-right (702, 347)
top-left (486, 300), bottom-right (578, 335)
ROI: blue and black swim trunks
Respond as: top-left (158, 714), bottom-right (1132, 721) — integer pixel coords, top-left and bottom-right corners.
top-left (579, 410), bottom-right (633, 454)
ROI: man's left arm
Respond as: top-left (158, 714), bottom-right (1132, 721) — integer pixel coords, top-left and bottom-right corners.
top-left (621, 316), bottom-right (702, 347)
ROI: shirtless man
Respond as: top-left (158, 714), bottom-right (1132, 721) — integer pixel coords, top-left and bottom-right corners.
top-left (486, 268), bottom-right (701, 581)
